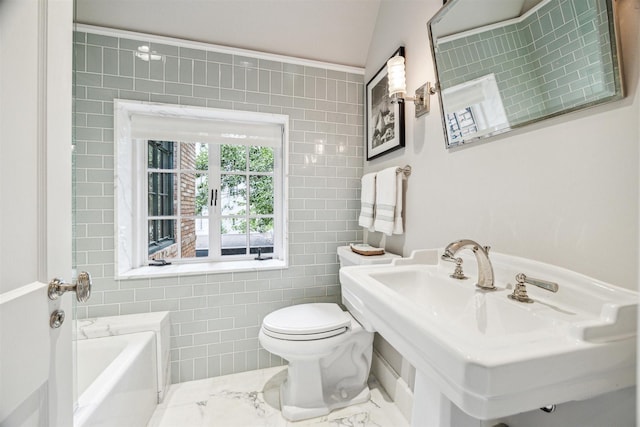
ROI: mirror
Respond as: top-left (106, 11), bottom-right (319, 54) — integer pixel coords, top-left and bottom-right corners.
top-left (428, 0), bottom-right (623, 148)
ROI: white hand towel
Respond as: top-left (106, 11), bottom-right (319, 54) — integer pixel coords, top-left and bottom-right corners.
top-left (358, 172), bottom-right (376, 230)
top-left (393, 170), bottom-right (404, 234)
top-left (373, 167), bottom-right (400, 236)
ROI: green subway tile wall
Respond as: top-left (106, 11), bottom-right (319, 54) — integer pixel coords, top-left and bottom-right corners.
top-left (74, 29), bottom-right (364, 383)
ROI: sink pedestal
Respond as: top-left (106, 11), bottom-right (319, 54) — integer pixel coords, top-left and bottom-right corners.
top-left (413, 371), bottom-right (481, 427)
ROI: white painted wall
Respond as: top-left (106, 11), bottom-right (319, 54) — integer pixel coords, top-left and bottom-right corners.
top-left (365, 0), bottom-right (639, 291)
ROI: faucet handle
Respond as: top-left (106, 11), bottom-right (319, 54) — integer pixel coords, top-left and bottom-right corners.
top-left (441, 252), bottom-right (457, 263)
top-left (509, 273), bottom-right (559, 303)
top-left (441, 253), bottom-right (468, 280)
top-left (483, 246), bottom-right (491, 253)
top-left (450, 257), bottom-right (468, 280)
top-left (515, 273), bottom-right (559, 293)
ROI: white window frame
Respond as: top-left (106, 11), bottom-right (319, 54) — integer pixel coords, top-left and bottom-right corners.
top-left (207, 144), bottom-right (281, 261)
top-left (114, 100), bottom-right (289, 279)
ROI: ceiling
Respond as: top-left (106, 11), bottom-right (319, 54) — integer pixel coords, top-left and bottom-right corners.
top-left (431, 0), bottom-right (544, 38)
top-left (75, 0), bottom-right (382, 68)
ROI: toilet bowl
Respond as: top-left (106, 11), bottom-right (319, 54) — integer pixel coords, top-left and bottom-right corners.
top-left (258, 246), bottom-right (399, 421)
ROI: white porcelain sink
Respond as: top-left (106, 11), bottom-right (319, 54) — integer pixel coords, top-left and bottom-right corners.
top-left (340, 249), bottom-right (637, 422)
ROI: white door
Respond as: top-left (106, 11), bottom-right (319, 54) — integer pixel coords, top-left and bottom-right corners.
top-left (0, 1), bottom-right (74, 426)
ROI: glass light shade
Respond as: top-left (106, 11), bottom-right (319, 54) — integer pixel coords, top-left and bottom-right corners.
top-left (387, 56), bottom-right (407, 97)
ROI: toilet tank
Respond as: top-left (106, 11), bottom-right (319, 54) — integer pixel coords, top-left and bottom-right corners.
top-left (337, 246), bottom-right (400, 268)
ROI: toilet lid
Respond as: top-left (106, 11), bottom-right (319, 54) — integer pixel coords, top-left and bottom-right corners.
top-left (262, 303), bottom-right (351, 340)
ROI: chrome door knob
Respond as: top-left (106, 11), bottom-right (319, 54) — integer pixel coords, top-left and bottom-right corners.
top-left (48, 271), bottom-right (92, 303)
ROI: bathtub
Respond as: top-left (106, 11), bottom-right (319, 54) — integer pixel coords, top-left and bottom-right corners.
top-left (74, 312), bottom-right (171, 427)
top-left (74, 332), bottom-right (157, 427)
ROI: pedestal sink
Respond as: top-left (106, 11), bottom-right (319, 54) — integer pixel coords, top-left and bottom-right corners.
top-left (339, 249), bottom-right (637, 425)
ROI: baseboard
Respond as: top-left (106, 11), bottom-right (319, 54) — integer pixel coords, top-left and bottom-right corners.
top-left (371, 349), bottom-right (413, 423)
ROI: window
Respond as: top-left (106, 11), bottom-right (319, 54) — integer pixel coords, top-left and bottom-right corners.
top-left (144, 140), bottom-right (278, 261)
top-left (115, 100), bottom-right (288, 277)
top-left (147, 141), bottom-right (176, 255)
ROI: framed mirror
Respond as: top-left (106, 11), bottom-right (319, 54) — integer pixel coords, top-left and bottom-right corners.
top-left (428, 0), bottom-right (624, 148)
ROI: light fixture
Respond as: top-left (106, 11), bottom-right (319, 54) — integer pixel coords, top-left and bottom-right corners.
top-left (135, 45), bottom-right (163, 62)
top-left (386, 55), bottom-right (437, 118)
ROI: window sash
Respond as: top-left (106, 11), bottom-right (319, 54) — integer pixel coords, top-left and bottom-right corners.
top-left (144, 140), bottom-right (280, 263)
top-left (147, 141), bottom-right (176, 257)
top-left (209, 144), bottom-right (279, 260)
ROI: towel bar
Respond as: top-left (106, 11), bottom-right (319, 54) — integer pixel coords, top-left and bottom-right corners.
top-left (396, 165), bottom-right (411, 177)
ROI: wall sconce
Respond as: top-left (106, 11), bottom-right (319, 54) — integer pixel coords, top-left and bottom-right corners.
top-left (387, 56), bottom-right (437, 118)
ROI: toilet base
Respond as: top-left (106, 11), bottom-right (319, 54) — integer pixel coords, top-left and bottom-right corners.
top-left (273, 325), bottom-right (373, 421)
top-left (258, 305), bottom-right (374, 422)
top-left (281, 385), bottom-right (370, 422)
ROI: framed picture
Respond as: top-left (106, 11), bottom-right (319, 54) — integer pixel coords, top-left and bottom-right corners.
top-left (366, 46), bottom-right (405, 161)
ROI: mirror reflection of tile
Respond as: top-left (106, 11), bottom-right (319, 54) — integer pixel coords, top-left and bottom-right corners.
top-left (432, 0), bottom-right (621, 146)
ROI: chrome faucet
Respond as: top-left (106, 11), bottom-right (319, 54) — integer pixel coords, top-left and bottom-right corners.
top-left (442, 239), bottom-right (496, 290)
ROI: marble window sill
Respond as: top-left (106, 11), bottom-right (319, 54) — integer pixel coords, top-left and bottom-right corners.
top-left (116, 259), bottom-right (287, 280)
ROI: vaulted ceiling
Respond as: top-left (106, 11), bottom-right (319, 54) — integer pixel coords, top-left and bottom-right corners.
top-left (75, 0), bottom-right (382, 68)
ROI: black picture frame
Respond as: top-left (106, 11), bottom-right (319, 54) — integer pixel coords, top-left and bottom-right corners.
top-left (365, 46), bottom-right (405, 161)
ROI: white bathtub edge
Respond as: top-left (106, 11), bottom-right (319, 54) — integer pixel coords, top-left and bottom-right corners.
top-left (75, 331), bottom-right (158, 427)
top-left (77, 311), bottom-right (171, 403)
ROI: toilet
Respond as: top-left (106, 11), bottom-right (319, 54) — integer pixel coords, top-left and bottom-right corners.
top-left (259, 246), bottom-right (399, 421)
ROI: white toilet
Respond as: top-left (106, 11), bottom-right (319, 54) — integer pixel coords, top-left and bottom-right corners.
top-left (258, 246), bottom-right (399, 421)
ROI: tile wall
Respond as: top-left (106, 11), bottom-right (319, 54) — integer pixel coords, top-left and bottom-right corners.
top-left (436, 0), bottom-right (617, 124)
top-left (73, 28), bottom-right (364, 382)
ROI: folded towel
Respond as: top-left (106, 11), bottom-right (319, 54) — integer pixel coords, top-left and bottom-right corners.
top-left (373, 167), bottom-right (403, 236)
top-left (393, 170), bottom-right (404, 234)
top-left (358, 172), bottom-right (376, 230)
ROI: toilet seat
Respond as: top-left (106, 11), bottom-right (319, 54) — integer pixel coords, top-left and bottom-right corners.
top-left (262, 303), bottom-right (351, 341)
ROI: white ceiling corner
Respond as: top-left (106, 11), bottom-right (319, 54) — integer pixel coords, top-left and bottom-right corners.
top-left (74, 0), bottom-right (383, 68)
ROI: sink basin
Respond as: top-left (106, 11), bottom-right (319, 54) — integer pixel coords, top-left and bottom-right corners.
top-left (340, 249), bottom-right (637, 421)
top-left (369, 268), bottom-right (557, 338)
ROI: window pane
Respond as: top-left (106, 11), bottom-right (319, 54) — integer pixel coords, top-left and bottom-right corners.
top-left (195, 173), bottom-right (209, 217)
top-left (148, 172), bottom-right (176, 216)
top-left (249, 175), bottom-right (273, 215)
top-left (180, 218), bottom-right (198, 258)
top-left (180, 142), bottom-right (208, 171)
top-left (249, 146), bottom-right (274, 172)
top-left (195, 216), bottom-right (209, 258)
top-left (221, 174), bottom-right (246, 216)
top-left (221, 218), bottom-right (247, 255)
top-left (250, 218), bottom-right (274, 256)
top-left (195, 143), bottom-right (208, 170)
top-left (220, 144), bottom-right (246, 171)
top-left (148, 141), bottom-right (176, 169)
top-left (148, 219), bottom-right (176, 259)
top-left (181, 172), bottom-right (208, 216)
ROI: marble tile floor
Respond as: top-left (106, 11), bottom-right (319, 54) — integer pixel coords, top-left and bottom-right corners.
top-left (147, 366), bottom-right (410, 427)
